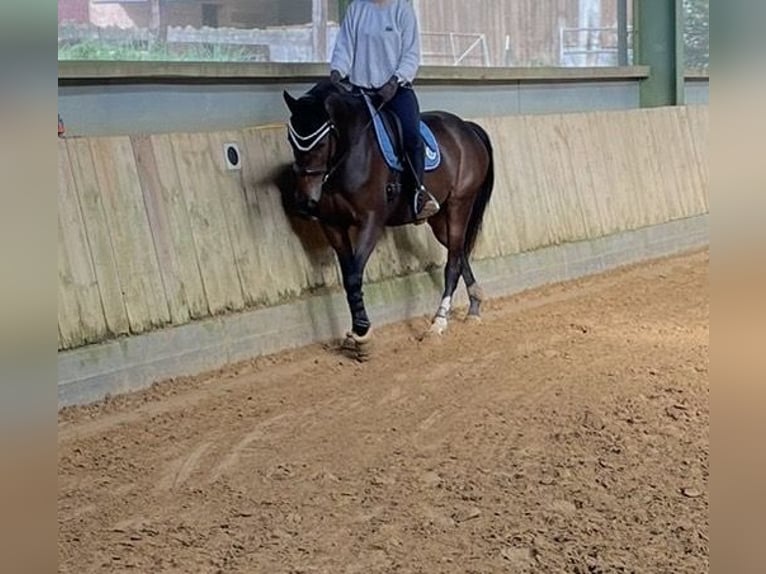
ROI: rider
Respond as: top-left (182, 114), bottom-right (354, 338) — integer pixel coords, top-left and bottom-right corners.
top-left (329, 0), bottom-right (440, 220)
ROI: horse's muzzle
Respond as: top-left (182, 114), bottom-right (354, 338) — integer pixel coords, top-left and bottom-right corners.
top-left (295, 198), bottom-right (320, 220)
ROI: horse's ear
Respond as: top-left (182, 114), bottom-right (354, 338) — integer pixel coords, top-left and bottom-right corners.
top-left (283, 91), bottom-right (298, 113)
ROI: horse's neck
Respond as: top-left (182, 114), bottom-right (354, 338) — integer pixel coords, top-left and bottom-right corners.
top-left (341, 123), bottom-right (381, 182)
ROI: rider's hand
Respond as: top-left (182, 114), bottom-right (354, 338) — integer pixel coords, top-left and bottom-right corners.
top-left (377, 76), bottom-right (399, 104)
top-left (330, 69), bottom-right (350, 92)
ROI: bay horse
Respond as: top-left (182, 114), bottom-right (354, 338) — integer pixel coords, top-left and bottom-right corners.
top-left (282, 80), bottom-right (494, 358)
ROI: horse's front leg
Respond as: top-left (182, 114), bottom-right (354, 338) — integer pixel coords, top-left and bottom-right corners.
top-left (323, 217), bottom-right (383, 359)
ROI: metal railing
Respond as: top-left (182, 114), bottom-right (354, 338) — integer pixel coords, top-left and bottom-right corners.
top-left (420, 32), bottom-right (490, 67)
top-left (559, 26), bottom-right (634, 67)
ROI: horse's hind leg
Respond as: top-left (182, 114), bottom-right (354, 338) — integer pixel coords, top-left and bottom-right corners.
top-left (427, 207), bottom-right (468, 335)
top-left (461, 260), bottom-right (484, 320)
top-left (430, 251), bottom-right (463, 335)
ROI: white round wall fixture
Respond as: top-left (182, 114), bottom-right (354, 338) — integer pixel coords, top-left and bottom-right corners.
top-left (224, 142), bottom-right (242, 170)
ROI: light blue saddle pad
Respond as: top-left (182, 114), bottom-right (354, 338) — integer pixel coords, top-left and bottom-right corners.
top-left (363, 95), bottom-right (441, 173)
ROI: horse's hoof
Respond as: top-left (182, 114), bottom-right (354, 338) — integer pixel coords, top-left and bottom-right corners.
top-left (428, 317), bottom-right (448, 336)
top-left (466, 314), bottom-right (482, 323)
top-left (341, 330), bottom-right (373, 361)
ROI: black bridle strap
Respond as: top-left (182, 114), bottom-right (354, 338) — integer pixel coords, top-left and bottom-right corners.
top-left (320, 97), bottom-right (385, 185)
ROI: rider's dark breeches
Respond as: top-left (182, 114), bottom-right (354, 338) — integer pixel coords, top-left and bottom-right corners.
top-left (386, 85), bottom-right (424, 188)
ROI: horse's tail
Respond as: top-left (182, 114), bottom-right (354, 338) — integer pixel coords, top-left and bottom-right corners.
top-left (464, 121), bottom-right (495, 257)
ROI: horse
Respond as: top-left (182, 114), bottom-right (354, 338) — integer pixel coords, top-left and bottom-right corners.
top-left (282, 80), bottom-right (494, 359)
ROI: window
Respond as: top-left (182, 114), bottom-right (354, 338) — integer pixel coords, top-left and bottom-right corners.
top-left (59, 1), bottom-right (638, 67)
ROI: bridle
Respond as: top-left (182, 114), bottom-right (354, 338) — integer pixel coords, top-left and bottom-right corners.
top-left (287, 118), bottom-right (339, 184)
top-left (287, 94), bottom-right (384, 187)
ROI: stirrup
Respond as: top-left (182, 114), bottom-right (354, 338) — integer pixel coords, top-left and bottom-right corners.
top-left (414, 187), bottom-right (440, 220)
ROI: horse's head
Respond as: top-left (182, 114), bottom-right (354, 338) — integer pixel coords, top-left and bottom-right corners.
top-left (283, 82), bottom-right (343, 216)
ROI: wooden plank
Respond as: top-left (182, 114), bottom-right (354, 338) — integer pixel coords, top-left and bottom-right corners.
top-left (619, 110), bottom-right (660, 230)
top-left (58, 220), bottom-right (82, 350)
top-left (480, 115), bottom-right (519, 258)
top-left (535, 113), bottom-right (590, 243)
top-left (90, 137), bottom-right (171, 333)
top-left (583, 110), bottom-right (634, 235)
top-left (520, 114), bottom-right (561, 250)
top-left (254, 126), bottom-right (309, 297)
top-left (66, 138), bottom-right (130, 337)
top-left (641, 110), bottom-right (678, 224)
top-left (132, 134), bottom-right (208, 323)
top-left (531, 115), bottom-right (566, 246)
top-left (674, 107), bottom-right (709, 217)
top-left (510, 113), bottom-right (546, 252)
top-left (500, 114), bottom-right (527, 255)
top-left (59, 143), bottom-right (87, 350)
top-left (239, 127), bottom-right (338, 297)
top-left (487, 115), bottom-right (532, 255)
top-left (619, 110), bottom-right (656, 230)
top-left (661, 108), bottom-right (695, 218)
top-left (58, 140), bottom-right (108, 349)
top-left (563, 112), bottom-right (607, 238)
top-left (685, 106), bottom-right (709, 212)
top-left (170, 132), bottom-right (245, 314)
top-left (207, 130), bottom-right (274, 307)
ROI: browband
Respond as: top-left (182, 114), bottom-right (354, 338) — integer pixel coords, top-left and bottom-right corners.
top-left (288, 119), bottom-right (333, 152)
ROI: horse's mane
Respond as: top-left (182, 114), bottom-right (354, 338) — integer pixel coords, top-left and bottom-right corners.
top-left (304, 78), bottom-right (338, 103)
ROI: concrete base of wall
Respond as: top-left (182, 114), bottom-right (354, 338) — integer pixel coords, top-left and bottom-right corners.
top-left (58, 215), bottom-right (708, 407)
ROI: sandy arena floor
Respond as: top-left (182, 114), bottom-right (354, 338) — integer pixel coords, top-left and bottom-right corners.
top-left (58, 250), bottom-right (709, 573)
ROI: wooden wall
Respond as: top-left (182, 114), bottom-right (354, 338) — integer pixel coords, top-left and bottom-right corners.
top-left (58, 105), bottom-right (709, 350)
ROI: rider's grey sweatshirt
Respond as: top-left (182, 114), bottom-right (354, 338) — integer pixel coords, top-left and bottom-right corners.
top-left (330, 0), bottom-right (421, 89)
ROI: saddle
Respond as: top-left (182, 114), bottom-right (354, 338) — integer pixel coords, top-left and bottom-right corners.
top-left (362, 95), bottom-right (441, 173)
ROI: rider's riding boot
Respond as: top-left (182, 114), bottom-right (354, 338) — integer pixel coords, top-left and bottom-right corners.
top-left (413, 185), bottom-right (440, 220)
top-left (409, 145), bottom-right (439, 220)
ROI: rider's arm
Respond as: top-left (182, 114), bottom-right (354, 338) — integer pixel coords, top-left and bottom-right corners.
top-left (330, 2), bottom-right (357, 79)
top-left (394, 1), bottom-right (421, 85)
